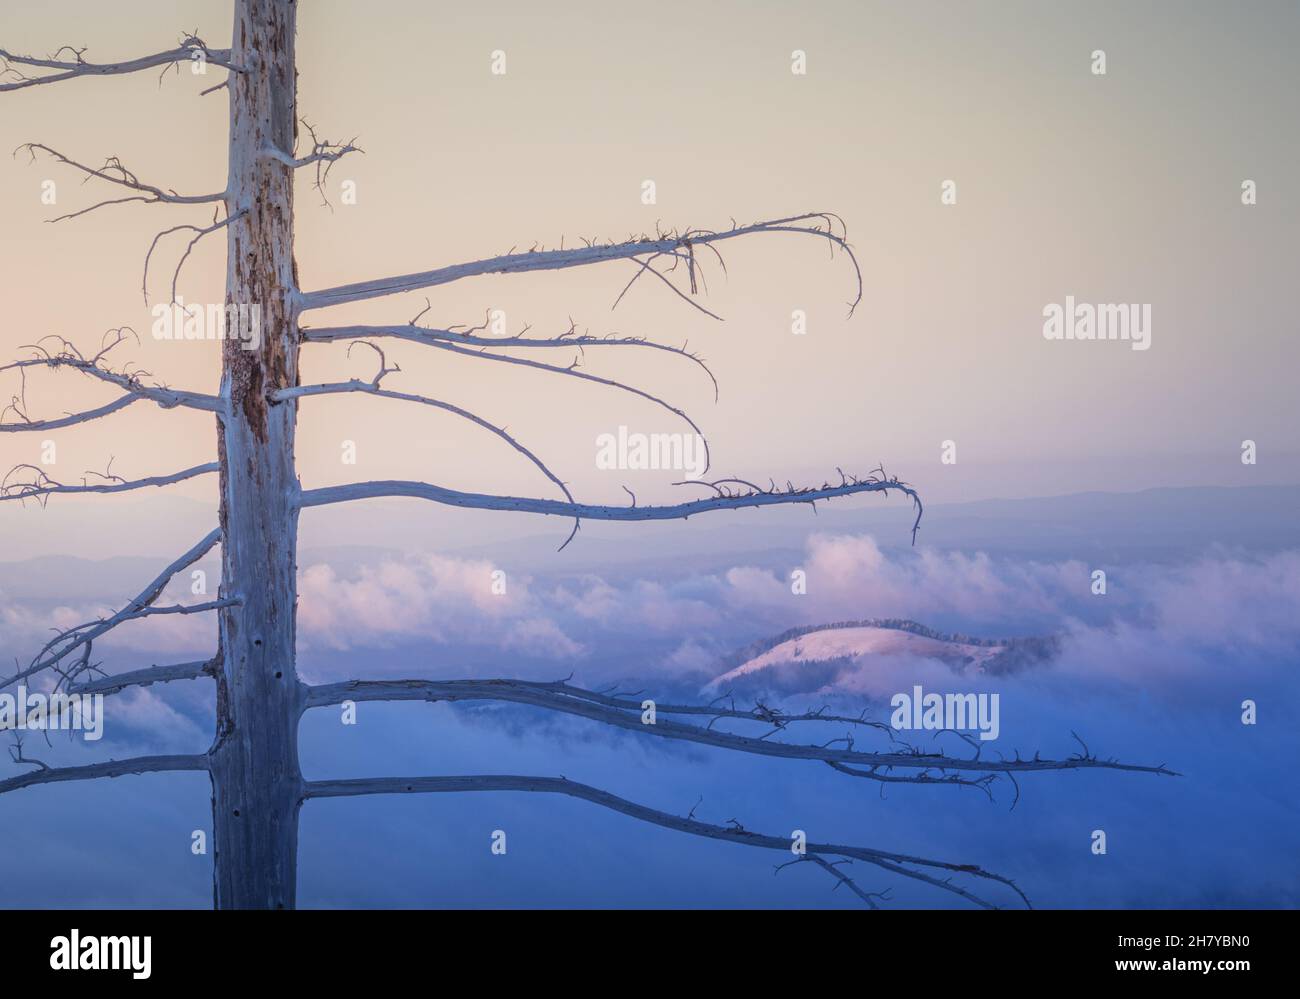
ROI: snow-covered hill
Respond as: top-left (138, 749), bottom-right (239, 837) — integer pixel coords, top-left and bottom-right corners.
top-left (705, 620), bottom-right (1055, 697)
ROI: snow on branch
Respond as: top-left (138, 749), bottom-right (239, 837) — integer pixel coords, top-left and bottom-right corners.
top-left (299, 213), bottom-right (862, 314)
top-left (300, 772), bottom-right (1024, 909)
top-left (0, 34), bottom-right (242, 92)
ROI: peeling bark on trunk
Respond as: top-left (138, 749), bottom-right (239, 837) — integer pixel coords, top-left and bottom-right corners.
top-left (210, 0), bottom-right (303, 910)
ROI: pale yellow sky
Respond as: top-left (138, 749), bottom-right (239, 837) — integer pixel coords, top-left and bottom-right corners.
top-left (2, 0), bottom-right (1296, 556)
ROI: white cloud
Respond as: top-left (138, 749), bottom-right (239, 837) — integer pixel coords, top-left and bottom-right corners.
top-left (295, 555), bottom-right (584, 658)
top-left (5, 538), bottom-right (1297, 696)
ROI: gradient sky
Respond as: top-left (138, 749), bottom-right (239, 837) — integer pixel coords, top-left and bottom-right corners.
top-left (1, 0), bottom-right (1297, 557)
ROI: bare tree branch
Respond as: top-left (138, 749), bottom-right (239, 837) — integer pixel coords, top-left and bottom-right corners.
top-left (302, 678), bottom-right (1178, 780)
top-left (823, 760), bottom-right (997, 797)
top-left (8, 732), bottom-right (50, 772)
top-left (0, 755), bottom-right (210, 795)
top-left (1, 461), bottom-right (218, 505)
top-left (776, 854), bottom-right (891, 908)
top-left (0, 35), bottom-right (242, 93)
top-left (299, 468), bottom-right (926, 544)
top-left (15, 143), bottom-right (226, 216)
top-left (276, 352), bottom-right (583, 546)
top-left (492, 677), bottom-right (895, 733)
top-left (17, 600), bottom-right (232, 691)
top-left (299, 213), bottom-right (862, 314)
top-left (260, 119), bottom-right (363, 209)
top-left (1, 528), bottom-right (224, 693)
top-left (66, 658), bottom-right (216, 697)
top-left (302, 316), bottom-right (720, 401)
top-left (0, 329), bottom-right (223, 425)
top-left (0, 394), bottom-right (142, 432)
top-left (301, 773), bottom-right (1023, 908)
top-left (302, 323), bottom-right (713, 467)
top-left (614, 251), bottom-right (725, 321)
top-left (143, 210), bottom-right (245, 304)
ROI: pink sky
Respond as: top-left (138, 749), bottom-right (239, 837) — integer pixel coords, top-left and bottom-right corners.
top-left (2, 0), bottom-right (1296, 559)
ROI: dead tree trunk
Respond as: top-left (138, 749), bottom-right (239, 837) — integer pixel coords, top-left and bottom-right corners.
top-left (209, 0), bottom-right (303, 910)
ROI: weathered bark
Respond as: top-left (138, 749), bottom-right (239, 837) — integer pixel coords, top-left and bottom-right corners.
top-left (209, 0), bottom-right (303, 910)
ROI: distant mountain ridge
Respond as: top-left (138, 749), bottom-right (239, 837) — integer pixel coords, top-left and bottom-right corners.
top-left (4, 482), bottom-right (1296, 566)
